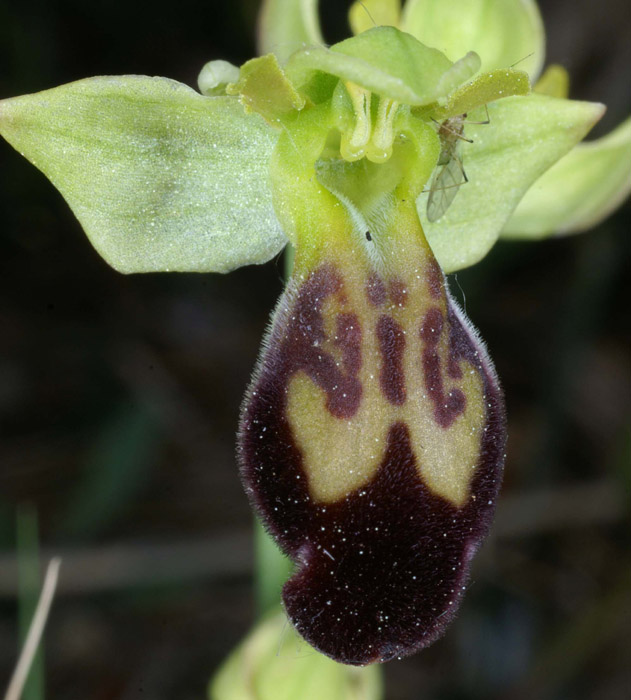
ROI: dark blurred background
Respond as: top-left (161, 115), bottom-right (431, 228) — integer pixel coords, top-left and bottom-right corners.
top-left (0, 0), bottom-right (629, 698)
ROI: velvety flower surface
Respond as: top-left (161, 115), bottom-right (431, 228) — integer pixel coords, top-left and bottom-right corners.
top-left (239, 202), bottom-right (506, 663)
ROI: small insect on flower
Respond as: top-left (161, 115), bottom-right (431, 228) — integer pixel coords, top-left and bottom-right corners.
top-left (426, 113), bottom-right (472, 223)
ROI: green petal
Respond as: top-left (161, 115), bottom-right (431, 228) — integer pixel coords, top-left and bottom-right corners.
top-left (349, 0), bottom-right (401, 35)
top-left (503, 116), bottom-right (631, 239)
top-left (0, 76), bottom-right (286, 274)
top-left (432, 68), bottom-right (530, 120)
top-left (227, 54), bottom-right (305, 125)
top-left (418, 95), bottom-right (605, 273)
top-left (258, 0), bottom-right (324, 63)
top-left (286, 27), bottom-right (477, 106)
top-left (401, 0), bottom-right (545, 81)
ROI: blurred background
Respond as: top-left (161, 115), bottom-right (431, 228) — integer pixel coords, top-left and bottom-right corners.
top-left (0, 0), bottom-right (629, 698)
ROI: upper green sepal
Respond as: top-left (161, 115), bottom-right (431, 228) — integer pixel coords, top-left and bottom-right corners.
top-left (401, 0), bottom-right (545, 80)
top-left (258, 0), bottom-right (324, 63)
top-left (285, 27), bottom-right (480, 106)
top-left (0, 75), bottom-right (287, 274)
top-left (349, 0), bottom-right (401, 35)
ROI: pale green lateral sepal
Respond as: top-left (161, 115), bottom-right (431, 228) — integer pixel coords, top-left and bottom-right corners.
top-left (0, 76), bottom-right (286, 273)
top-left (401, 0), bottom-right (545, 81)
top-left (286, 27), bottom-right (477, 106)
top-left (418, 95), bottom-right (605, 273)
top-left (349, 0), bottom-right (401, 35)
top-left (258, 0), bottom-right (324, 63)
top-left (503, 116), bottom-right (631, 239)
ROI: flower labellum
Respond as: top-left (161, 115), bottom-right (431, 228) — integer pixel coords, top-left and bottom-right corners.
top-left (239, 189), bottom-right (506, 663)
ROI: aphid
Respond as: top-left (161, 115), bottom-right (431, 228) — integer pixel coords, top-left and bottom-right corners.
top-left (365, 230), bottom-right (372, 241)
top-left (426, 113), bottom-right (471, 223)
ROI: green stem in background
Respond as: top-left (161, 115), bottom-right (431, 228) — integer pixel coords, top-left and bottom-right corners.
top-left (16, 506), bottom-right (44, 700)
top-left (254, 518), bottom-right (294, 617)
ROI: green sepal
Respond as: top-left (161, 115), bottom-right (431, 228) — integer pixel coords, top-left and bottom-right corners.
top-left (418, 94), bottom-right (605, 273)
top-left (285, 27), bottom-right (479, 106)
top-left (401, 0), bottom-right (545, 80)
top-left (503, 116), bottom-right (631, 239)
top-left (227, 54), bottom-right (306, 125)
top-left (0, 76), bottom-right (286, 273)
top-left (258, 0), bottom-right (324, 63)
top-left (349, 0), bottom-right (401, 35)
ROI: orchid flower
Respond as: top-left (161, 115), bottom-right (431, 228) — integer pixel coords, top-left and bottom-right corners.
top-left (1, 0), bottom-right (629, 678)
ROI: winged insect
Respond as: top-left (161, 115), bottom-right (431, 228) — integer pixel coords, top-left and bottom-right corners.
top-left (426, 113), bottom-right (471, 223)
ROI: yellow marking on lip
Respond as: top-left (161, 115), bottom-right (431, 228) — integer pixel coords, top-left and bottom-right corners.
top-left (287, 372), bottom-right (388, 502)
top-left (287, 226), bottom-right (486, 508)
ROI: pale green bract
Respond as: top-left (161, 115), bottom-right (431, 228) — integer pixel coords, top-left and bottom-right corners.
top-left (0, 75), bottom-right (285, 274)
top-left (209, 612), bottom-right (382, 700)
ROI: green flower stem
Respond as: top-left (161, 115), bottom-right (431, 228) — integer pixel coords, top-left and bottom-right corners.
top-left (254, 518), bottom-right (294, 617)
